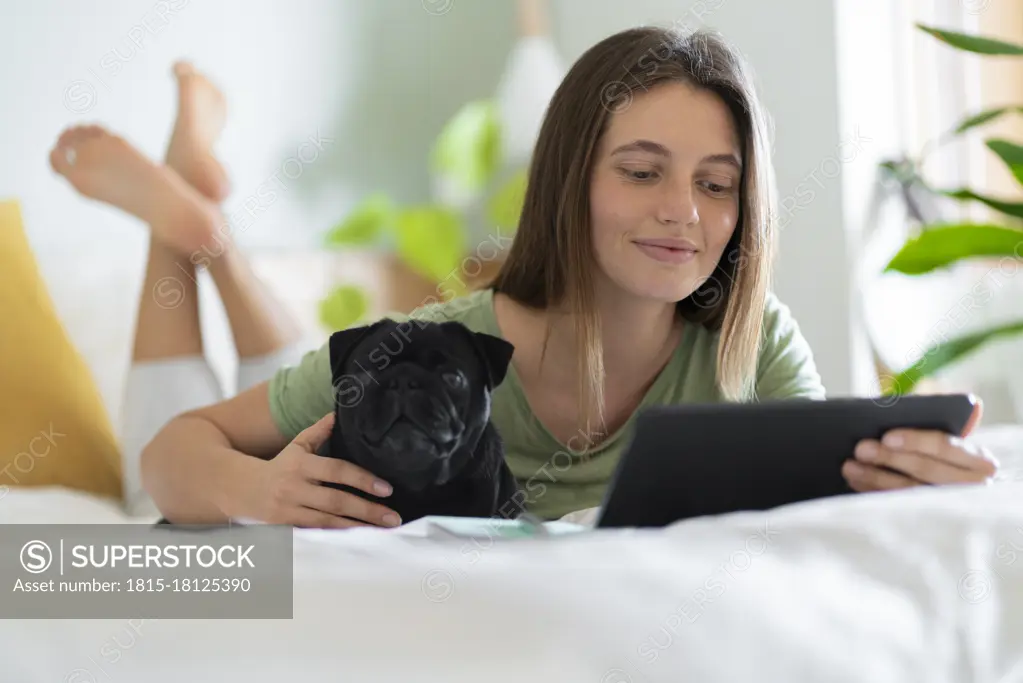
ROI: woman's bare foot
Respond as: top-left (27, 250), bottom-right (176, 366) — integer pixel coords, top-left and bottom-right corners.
top-left (50, 125), bottom-right (222, 255)
top-left (165, 61), bottom-right (230, 201)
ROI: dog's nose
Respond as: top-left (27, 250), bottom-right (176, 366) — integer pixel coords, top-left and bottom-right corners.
top-left (388, 375), bottom-right (420, 391)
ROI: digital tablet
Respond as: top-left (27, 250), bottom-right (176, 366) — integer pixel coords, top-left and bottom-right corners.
top-left (595, 393), bottom-right (978, 529)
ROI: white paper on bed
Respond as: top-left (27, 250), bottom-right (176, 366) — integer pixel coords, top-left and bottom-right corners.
top-left (2, 479), bottom-right (1023, 683)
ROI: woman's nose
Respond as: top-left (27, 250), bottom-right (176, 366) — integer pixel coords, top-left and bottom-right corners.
top-left (656, 183), bottom-right (699, 226)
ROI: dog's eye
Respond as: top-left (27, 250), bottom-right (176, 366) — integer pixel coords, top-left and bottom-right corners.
top-left (442, 372), bottom-right (465, 389)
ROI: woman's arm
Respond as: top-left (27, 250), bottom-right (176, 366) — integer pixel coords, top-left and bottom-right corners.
top-left (140, 381), bottom-right (401, 527)
top-left (140, 382), bottom-right (286, 523)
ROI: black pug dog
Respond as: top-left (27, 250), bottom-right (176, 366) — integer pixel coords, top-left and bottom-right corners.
top-left (316, 317), bottom-right (521, 525)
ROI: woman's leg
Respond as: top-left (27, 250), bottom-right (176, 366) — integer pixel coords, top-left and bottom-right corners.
top-left (50, 63), bottom-right (308, 514)
top-left (166, 62), bottom-right (306, 389)
top-left (49, 119), bottom-right (226, 516)
top-left (208, 248), bottom-right (309, 390)
top-left (120, 209), bottom-right (222, 517)
top-left (50, 62), bottom-right (305, 369)
top-left (127, 61), bottom-right (230, 365)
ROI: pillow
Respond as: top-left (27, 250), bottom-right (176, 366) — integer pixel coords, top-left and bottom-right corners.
top-left (0, 199), bottom-right (122, 502)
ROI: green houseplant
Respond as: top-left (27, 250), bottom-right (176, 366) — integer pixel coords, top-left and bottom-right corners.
top-left (317, 99), bottom-right (528, 332)
top-left (880, 23), bottom-right (1023, 398)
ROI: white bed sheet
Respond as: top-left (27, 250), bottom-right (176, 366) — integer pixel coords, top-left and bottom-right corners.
top-left (0, 480), bottom-right (1022, 682)
top-left (1, 424), bottom-right (1022, 682)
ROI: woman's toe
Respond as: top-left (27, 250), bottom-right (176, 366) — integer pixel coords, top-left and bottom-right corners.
top-left (56, 125), bottom-right (83, 148)
top-left (173, 61), bottom-right (195, 79)
top-left (50, 143), bottom-right (73, 175)
top-left (66, 125), bottom-right (95, 148)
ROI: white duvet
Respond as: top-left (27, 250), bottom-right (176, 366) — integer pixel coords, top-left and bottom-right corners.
top-left (1, 427), bottom-right (1022, 682)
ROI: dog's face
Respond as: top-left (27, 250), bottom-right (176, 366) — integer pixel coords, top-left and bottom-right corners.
top-left (326, 318), bottom-right (514, 491)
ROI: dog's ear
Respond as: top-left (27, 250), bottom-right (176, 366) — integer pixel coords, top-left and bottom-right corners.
top-left (327, 318), bottom-right (394, 377)
top-left (463, 329), bottom-right (516, 388)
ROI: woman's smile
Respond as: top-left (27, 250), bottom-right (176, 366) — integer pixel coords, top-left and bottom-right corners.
top-left (632, 237), bottom-right (700, 264)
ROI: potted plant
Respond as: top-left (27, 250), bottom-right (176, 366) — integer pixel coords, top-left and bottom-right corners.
top-left (316, 0), bottom-right (562, 333)
top-left (315, 99), bottom-right (528, 331)
top-left (879, 23), bottom-right (1023, 398)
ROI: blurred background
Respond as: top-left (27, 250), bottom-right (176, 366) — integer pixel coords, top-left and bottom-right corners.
top-left (0, 0), bottom-right (1021, 427)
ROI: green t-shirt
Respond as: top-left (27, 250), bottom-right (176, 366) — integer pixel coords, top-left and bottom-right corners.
top-left (268, 288), bottom-right (826, 520)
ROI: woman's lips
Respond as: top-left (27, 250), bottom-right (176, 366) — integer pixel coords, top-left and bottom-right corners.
top-left (634, 241), bottom-right (697, 264)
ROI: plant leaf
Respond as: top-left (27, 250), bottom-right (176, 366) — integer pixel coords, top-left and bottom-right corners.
top-left (884, 320), bottom-right (1023, 395)
top-left (885, 223), bottom-right (1023, 275)
top-left (394, 205), bottom-right (466, 284)
top-left (917, 24), bottom-right (1023, 55)
top-left (953, 106), bottom-right (1023, 135)
top-left (431, 100), bottom-right (503, 196)
top-left (318, 285), bottom-right (370, 331)
top-left (878, 159), bottom-right (905, 177)
top-left (324, 193), bottom-right (394, 247)
top-left (939, 188), bottom-right (1023, 220)
top-left (486, 168), bottom-right (528, 234)
top-left (986, 139), bottom-right (1023, 185)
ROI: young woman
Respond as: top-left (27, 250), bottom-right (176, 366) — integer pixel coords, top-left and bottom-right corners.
top-left (67, 28), bottom-right (997, 527)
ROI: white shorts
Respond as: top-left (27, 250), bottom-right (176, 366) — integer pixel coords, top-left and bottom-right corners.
top-left (117, 344), bottom-right (308, 517)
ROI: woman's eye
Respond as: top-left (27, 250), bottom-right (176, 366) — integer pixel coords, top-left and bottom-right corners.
top-left (622, 168), bottom-right (658, 182)
top-left (699, 180), bottom-right (733, 195)
top-left (442, 372), bottom-right (465, 389)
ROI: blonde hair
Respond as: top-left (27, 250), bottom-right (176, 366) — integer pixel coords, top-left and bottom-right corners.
top-left (488, 27), bottom-right (778, 439)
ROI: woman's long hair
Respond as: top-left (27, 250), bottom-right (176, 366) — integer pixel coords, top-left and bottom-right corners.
top-left (488, 26), bottom-right (778, 440)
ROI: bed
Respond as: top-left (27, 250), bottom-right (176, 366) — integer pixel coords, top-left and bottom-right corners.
top-left (1, 425), bottom-right (1022, 682)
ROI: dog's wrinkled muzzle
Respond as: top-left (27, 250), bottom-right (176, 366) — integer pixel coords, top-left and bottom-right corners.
top-left (358, 364), bottom-right (466, 472)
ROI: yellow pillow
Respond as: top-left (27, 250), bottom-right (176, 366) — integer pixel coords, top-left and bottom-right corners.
top-left (0, 199), bottom-right (122, 501)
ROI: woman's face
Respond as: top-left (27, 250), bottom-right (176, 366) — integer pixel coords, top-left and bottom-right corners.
top-left (589, 81), bottom-right (742, 304)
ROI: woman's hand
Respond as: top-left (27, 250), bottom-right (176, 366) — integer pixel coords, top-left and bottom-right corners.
top-left (842, 400), bottom-right (999, 491)
top-left (240, 413), bottom-right (402, 529)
